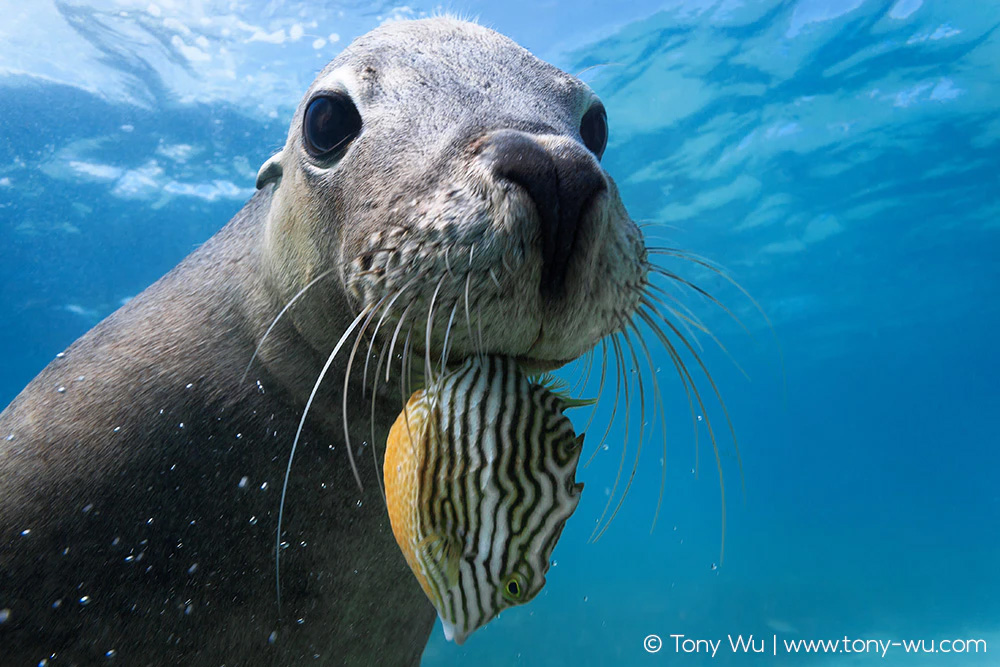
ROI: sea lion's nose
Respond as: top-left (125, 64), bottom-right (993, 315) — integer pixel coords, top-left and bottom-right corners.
top-left (487, 130), bottom-right (606, 298)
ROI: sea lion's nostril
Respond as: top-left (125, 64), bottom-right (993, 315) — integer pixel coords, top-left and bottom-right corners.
top-left (487, 130), bottom-right (606, 298)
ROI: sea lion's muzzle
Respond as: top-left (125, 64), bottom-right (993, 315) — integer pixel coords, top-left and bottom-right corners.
top-left (483, 129), bottom-right (607, 298)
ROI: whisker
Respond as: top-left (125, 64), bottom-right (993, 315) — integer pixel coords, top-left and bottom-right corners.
top-left (642, 293), bottom-right (750, 381)
top-left (241, 268), bottom-right (335, 385)
top-left (476, 302), bottom-right (484, 355)
top-left (589, 334), bottom-right (631, 542)
top-left (370, 341), bottom-right (390, 506)
top-left (627, 318), bottom-right (670, 533)
top-left (463, 271), bottom-right (478, 358)
top-left (653, 246), bottom-right (787, 401)
top-left (660, 313), bottom-right (744, 499)
top-left (341, 296), bottom-right (390, 501)
top-left (574, 61), bottom-right (624, 79)
top-left (440, 301), bottom-right (459, 376)
top-left (581, 340), bottom-right (609, 438)
top-left (645, 283), bottom-right (707, 353)
top-left (649, 264), bottom-right (751, 338)
top-left (584, 337), bottom-right (621, 468)
top-left (638, 308), bottom-right (729, 564)
top-left (592, 324), bottom-right (647, 541)
top-left (570, 347), bottom-right (595, 395)
top-left (400, 328), bottom-right (415, 445)
top-left (646, 280), bottom-right (712, 333)
top-left (362, 279), bottom-right (416, 397)
top-left (386, 300), bottom-right (415, 383)
top-left (276, 303), bottom-right (373, 610)
top-left (425, 275), bottom-right (448, 386)
top-left (638, 308), bottom-right (699, 476)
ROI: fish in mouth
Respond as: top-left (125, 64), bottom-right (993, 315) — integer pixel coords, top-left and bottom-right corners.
top-left (383, 355), bottom-right (591, 645)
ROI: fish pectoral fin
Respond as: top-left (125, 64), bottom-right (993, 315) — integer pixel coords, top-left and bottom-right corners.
top-left (444, 540), bottom-right (462, 587)
top-left (558, 395), bottom-right (598, 410)
top-left (416, 533), bottom-right (463, 588)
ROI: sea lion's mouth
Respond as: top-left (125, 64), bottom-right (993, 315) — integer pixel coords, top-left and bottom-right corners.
top-left (514, 355), bottom-right (573, 374)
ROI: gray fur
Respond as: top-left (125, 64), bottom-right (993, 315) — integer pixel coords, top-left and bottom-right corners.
top-left (0, 17), bottom-right (643, 665)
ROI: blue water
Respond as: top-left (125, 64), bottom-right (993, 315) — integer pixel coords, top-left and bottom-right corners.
top-left (2, 1), bottom-right (998, 665)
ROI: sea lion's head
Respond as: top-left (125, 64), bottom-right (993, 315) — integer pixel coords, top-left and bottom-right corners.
top-left (256, 17), bottom-right (645, 374)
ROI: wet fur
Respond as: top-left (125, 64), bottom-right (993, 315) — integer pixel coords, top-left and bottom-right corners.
top-left (0, 16), bottom-right (744, 666)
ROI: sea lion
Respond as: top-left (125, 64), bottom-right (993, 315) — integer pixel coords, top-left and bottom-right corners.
top-left (0, 17), bottom-right (645, 665)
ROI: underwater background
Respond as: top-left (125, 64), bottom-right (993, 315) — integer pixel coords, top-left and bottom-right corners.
top-left (1, 0), bottom-right (997, 665)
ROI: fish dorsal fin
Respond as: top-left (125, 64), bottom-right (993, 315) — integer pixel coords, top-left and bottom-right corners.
top-left (531, 372), bottom-right (597, 410)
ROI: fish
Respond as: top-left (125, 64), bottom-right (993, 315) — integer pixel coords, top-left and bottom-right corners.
top-left (383, 355), bottom-right (587, 645)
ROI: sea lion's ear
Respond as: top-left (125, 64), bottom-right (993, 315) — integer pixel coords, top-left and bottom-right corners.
top-left (256, 153), bottom-right (284, 190)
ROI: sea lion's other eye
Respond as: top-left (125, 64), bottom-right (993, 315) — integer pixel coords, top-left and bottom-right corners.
top-left (501, 573), bottom-right (524, 602)
top-left (303, 93), bottom-right (362, 158)
top-left (579, 103), bottom-right (608, 159)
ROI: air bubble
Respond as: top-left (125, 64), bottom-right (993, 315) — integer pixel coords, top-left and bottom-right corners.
top-left (238, 476), bottom-right (249, 489)
top-left (56, 352), bottom-right (65, 358)
top-left (105, 649), bottom-right (116, 658)
top-left (185, 383), bottom-right (193, 389)
top-left (260, 482), bottom-right (268, 490)
top-left (249, 516), bottom-right (258, 525)
top-left (268, 630), bottom-right (278, 644)
top-left (56, 386), bottom-right (66, 394)
top-left (20, 529), bottom-right (30, 536)
top-left (79, 595), bottom-right (92, 605)
top-left (356, 499), bottom-right (362, 508)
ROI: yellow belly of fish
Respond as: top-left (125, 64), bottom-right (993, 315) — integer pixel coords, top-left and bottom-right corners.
top-left (383, 390), bottom-right (436, 602)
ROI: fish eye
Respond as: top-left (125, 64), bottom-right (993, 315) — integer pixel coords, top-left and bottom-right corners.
top-left (302, 93), bottom-right (362, 158)
top-left (579, 102), bottom-right (608, 159)
top-left (501, 573), bottom-right (524, 602)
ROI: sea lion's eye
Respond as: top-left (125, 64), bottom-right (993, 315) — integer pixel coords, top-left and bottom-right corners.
top-left (501, 573), bottom-right (524, 602)
top-left (579, 103), bottom-right (608, 159)
top-left (303, 93), bottom-right (362, 158)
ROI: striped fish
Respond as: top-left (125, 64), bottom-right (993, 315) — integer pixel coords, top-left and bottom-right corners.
top-left (383, 355), bottom-right (586, 645)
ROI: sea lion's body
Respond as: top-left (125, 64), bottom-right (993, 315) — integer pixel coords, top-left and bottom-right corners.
top-left (0, 190), bottom-right (433, 664)
top-left (0, 17), bottom-right (644, 665)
